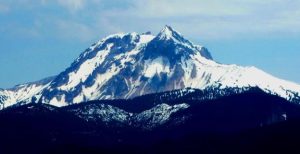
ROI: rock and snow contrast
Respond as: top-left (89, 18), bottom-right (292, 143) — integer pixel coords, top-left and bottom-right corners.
top-left (0, 77), bottom-right (54, 109)
top-left (1, 25), bottom-right (300, 108)
top-left (67, 103), bottom-right (190, 129)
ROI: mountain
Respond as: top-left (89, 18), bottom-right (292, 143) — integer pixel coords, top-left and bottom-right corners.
top-left (1, 88), bottom-right (300, 153)
top-left (1, 25), bottom-right (300, 108)
top-left (1, 25), bottom-right (300, 154)
top-left (61, 87), bottom-right (299, 130)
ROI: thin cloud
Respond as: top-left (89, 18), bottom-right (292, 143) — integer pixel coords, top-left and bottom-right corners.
top-left (1, 0), bottom-right (300, 40)
top-left (56, 0), bottom-right (85, 12)
top-left (54, 19), bottom-right (94, 42)
top-left (103, 0), bottom-right (300, 39)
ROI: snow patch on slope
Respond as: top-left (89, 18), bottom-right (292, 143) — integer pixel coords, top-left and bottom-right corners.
top-left (0, 80), bottom-right (52, 108)
top-left (49, 94), bottom-right (67, 107)
top-left (133, 103), bottom-right (190, 129)
top-left (69, 103), bottom-right (190, 128)
top-left (144, 57), bottom-right (170, 78)
top-left (70, 104), bottom-right (130, 123)
top-left (59, 43), bottom-right (114, 91)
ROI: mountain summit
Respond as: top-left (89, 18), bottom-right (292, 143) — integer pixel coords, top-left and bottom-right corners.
top-left (156, 25), bottom-right (186, 42)
top-left (0, 26), bottom-right (300, 108)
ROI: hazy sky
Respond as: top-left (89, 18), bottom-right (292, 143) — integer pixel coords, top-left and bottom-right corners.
top-left (0, 0), bottom-right (300, 88)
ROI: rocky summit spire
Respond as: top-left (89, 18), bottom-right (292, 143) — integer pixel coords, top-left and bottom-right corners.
top-left (144, 25), bottom-right (213, 61)
top-left (156, 25), bottom-right (187, 43)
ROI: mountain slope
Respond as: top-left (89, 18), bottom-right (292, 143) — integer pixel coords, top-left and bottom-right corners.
top-left (1, 25), bottom-right (300, 108)
top-left (1, 89), bottom-right (300, 153)
top-left (0, 76), bottom-right (55, 109)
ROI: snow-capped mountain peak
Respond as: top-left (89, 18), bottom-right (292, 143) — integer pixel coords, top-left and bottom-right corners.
top-left (155, 25), bottom-right (196, 51)
top-left (144, 26), bottom-right (213, 63)
top-left (0, 26), bottom-right (300, 108)
top-left (157, 25), bottom-right (184, 41)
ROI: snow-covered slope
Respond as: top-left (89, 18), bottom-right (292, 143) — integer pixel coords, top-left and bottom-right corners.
top-left (67, 102), bottom-right (189, 129)
top-left (0, 77), bottom-right (55, 109)
top-left (1, 25), bottom-right (300, 108)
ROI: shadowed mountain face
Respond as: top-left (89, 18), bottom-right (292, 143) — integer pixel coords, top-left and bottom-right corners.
top-left (1, 88), bottom-right (300, 153)
top-left (1, 26), bottom-right (300, 108)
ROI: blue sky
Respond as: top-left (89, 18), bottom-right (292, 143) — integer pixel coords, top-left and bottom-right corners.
top-left (0, 0), bottom-right (300, 88)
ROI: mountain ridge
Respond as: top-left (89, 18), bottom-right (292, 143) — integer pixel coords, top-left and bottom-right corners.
top-left (0, 25), bottom-right (300, 108)
top-left (1, 88), bottom-right (300, 153)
